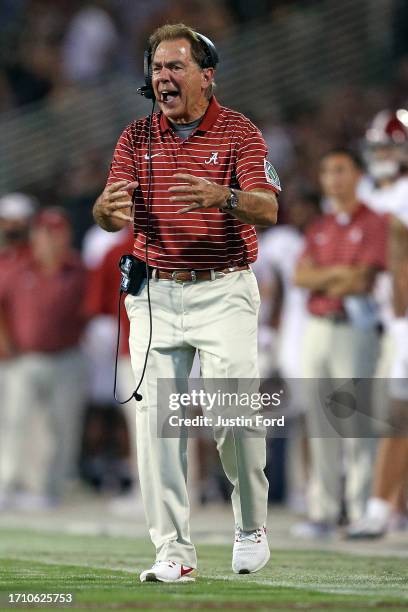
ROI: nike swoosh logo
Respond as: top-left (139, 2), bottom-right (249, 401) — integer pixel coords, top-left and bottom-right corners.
top-left (144, 153), bottom-right (161, 160)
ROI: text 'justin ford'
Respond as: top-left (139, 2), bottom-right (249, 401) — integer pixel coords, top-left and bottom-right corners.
top-left (168, 415), bottom-right (286, 427)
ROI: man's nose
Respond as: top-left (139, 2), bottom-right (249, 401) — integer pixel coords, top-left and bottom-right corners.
top-left (155, 66), bottom-right (171, 81)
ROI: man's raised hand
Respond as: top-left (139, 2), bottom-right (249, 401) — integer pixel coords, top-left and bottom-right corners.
top-left (169, 174), bottom-right (229, 213)
top-left (93, 180), bottom-right (138, 231)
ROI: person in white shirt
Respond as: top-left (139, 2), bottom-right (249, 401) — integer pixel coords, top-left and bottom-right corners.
top-left (347, 109), bottom-right (408, 537)
top-left (255, 188), bottom-right (321, 381)
top-left (254, 187), bottom-right (321, 512)
top-left (347, 209), bottom-right (408, 538)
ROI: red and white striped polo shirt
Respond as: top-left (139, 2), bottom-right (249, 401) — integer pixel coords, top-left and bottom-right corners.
top-left (106, 96), bottom-right (280, 270)
top-left (299, 204), bottom-right (388, 316)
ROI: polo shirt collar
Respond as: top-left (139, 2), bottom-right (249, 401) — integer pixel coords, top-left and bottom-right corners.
top-left (159, 96), bottom-right (221, 134)
top-left (333, 202), bottom-right (366, 225)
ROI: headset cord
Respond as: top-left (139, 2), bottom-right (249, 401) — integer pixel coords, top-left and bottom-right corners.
top-left (133, 101), bottom-right (155, 401)
top-left (113, 100), bottom-right (155, 404)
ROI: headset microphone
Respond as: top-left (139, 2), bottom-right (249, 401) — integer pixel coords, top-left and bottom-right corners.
top-left (137, 85), bottom-right (154, 99)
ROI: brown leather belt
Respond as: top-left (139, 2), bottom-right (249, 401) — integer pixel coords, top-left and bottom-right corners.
top-left (151, 264), bottom-right (249, 283)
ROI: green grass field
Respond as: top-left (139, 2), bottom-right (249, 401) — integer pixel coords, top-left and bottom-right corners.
top-left (0, 527), bottom-right (406, 611)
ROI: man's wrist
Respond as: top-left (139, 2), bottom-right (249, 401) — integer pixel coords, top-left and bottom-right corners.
top-left (220, 187), bottom-right (239, 211)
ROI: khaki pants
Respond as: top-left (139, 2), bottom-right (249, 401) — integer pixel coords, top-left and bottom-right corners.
top-left (302, 316), bottom-right (379, 523)
top-left (125, 269), bottom-right (268, 568)
top-left (0, 349), bottom-right (86, 499)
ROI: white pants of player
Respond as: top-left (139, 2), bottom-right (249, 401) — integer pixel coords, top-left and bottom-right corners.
top-left (0, 349), bottom-right (87, 500)
top-left (0, 362), bottom-right (12, 487)
top-left (277, 312), bottom-right (310, 512)
top-left (125, 269), bottom-right (268, 569)
top-left (301, 316), bottom-right (379, 523)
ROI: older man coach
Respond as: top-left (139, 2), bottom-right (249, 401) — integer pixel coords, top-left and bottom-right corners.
top-left (93, 23), bottom-right (280, 582)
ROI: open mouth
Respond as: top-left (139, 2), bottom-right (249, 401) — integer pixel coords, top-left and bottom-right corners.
top-left (159, 89), bottom-right (180, 104)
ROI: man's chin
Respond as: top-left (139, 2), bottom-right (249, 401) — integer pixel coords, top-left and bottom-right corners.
top-left (157, 101), bottom-right (184, 120)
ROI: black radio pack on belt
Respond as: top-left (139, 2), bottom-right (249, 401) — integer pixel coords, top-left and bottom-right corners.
top-left (114, 254), bottom-right (149, 404)
top-left (119, 254), bottom-right (147, 296)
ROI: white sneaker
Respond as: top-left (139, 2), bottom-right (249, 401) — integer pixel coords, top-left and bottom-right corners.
top-left (232, 526), bottom-right (270, 574)
top-left (346, 516), bottom-right (387, 539)
top-left (140, 560), bottom-right (197, 583)
top-left (346, 497), bottom-right (390, 539)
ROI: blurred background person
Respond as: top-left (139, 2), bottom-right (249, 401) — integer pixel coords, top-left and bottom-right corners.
top-left (340, 108), bottom-right (408, 538)
top-left (0, 192), bottom-right (37, 510)
top-left (78, 217), bottom-right (130, 495)
top-left (84, 227), bottom-right (142, 514)
top-left (0, 192), bottom-right (36, 259)
top-left (359, 109), bottom-right (408, 218)
top-left (256, 188), bottom-right (321, 383)
top-left (61, 2), bottom-right (120, 84)
top-left (358, 109), bottom-right (408, 379)
top-left (254, 187), bottom-right (321, 512)
top-left (292, 149), bottom-right (387, 538)
top-left (0, 208), bottom-right (87, 510)
top-left (347, 206), bottom-right (408, 539)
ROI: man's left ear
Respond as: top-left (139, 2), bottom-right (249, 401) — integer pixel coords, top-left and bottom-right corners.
top-left (202, 68), bottom-right (214, 84)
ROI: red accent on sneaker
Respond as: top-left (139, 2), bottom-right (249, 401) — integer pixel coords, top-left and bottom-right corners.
top-left (180, 565), bottom-right (194, 576)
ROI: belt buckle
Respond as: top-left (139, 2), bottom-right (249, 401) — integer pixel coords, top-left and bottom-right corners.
top-left (171, 270), bottom-right (197, 283)
top-left (171, 271), bottom-right (183, 283)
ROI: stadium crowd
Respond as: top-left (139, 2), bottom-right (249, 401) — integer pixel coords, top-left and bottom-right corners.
top-left (0, 0), bottom-right (407, 541)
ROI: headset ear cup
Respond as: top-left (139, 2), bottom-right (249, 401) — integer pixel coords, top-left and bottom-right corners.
top-left (143, 49), bottom-right (154, 99)
top-left (194, 32), bottom-right (219, 69)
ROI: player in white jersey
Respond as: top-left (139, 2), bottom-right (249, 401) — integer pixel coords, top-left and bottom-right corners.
top-left (255, 188), bottom-right (321, 381)
top-left (347, 110), bottom-right (408, 538)
top-left (254, 188), bottom-right (321, 511)
top-left (357, 109), bottom-right (408, 335)
top-left (358, 109), bottom-right (408, 217)
top-left (347, 209), bottom-right (408, 538)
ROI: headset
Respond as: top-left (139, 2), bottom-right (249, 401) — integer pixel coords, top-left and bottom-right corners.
top-left (138, 31), bottom-right (219, 100)
top-left (114, 31), bottom-right (219, 405)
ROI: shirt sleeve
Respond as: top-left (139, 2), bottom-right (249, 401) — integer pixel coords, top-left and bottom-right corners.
top-left (235, 124), bottom-right (281, 193)
top-left (106, 126), bottom-right (137, 187)
top-left (359, 213), bottom-right (388, 270)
